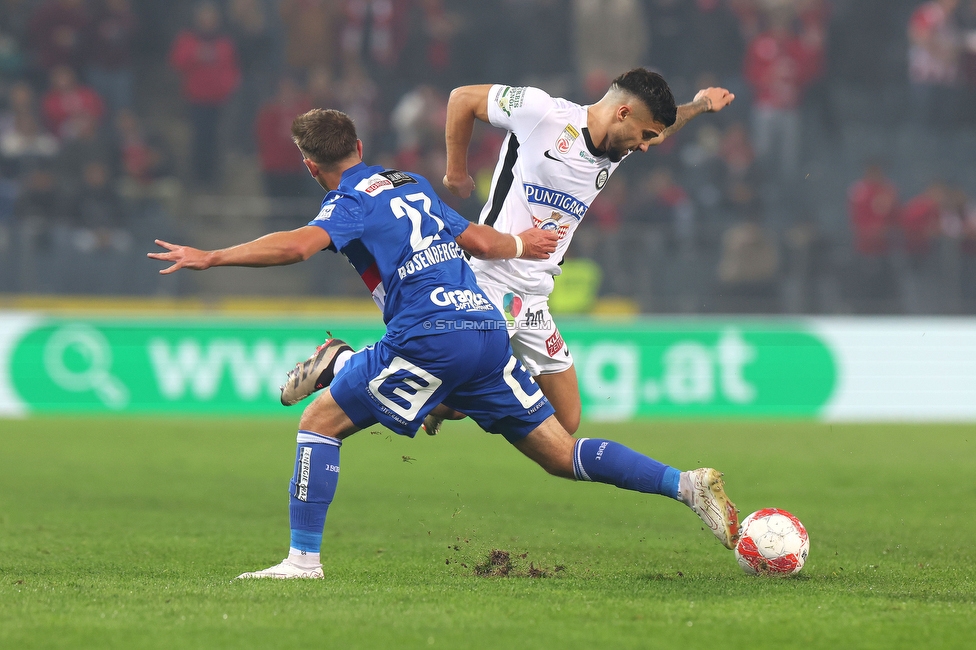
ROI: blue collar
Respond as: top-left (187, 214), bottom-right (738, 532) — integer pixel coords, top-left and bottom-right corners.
top-left (340, 162), bottom-right (369, 183)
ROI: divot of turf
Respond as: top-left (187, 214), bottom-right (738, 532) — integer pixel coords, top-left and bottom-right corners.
top-left (471, 549), bottom-right (564, 578)
top-left (474, 549), bottom-right (513, 576)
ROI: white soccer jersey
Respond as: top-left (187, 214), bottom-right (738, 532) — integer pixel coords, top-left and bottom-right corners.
top-left (469, 84), bottom-right (621, 296)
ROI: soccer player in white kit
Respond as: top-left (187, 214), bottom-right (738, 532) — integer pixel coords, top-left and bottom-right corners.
top-left (280, 70), bottom-right (734, 436)
top-left (438, 68), bottom-right (735, 434)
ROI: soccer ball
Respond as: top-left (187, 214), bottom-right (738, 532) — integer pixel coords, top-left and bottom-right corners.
top-left (734, 508), bottom-right (809, 576)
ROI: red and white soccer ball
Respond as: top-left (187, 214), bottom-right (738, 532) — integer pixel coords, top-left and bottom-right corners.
top-left (735, 508), bottom-right (809, 576)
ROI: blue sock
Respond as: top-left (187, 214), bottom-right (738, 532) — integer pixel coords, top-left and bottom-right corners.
top-left (289, 431), bottom-right (341, 554)
top-left (572, 438), bottom-right (681, 500)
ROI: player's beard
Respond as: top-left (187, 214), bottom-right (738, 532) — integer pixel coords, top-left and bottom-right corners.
top-left (604, 132), bottom-right (630, 163)
top-left (606, 146), bottom-right (626, 163)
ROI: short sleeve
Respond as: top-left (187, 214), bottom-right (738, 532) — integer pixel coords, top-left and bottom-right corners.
top-left (434, 195), bottom-right (472, 238)
top-left (486, 84), bottom-right (553, 140)
top-left (307, 198), bottom-right (363, 251)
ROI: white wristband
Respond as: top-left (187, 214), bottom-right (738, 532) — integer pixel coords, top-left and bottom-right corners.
top-left (513, 235), bottom-right (524, 258)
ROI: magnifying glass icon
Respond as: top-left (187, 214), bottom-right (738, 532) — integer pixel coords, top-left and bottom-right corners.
top-left (43, 324), bottom-right (130, 410)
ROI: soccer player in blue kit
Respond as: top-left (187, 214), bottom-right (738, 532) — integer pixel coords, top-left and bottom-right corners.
top-left (149, 109), bottom-right (738, 579)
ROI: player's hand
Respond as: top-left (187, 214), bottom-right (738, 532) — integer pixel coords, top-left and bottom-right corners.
top-left (694, 87), bottom-right (735, 112)
top-left (148, 239), bottom-right (212, 274)
top-left (443, 173), bottom-right (476, 199)
top-left (517, 227), bottom-right (558, 260)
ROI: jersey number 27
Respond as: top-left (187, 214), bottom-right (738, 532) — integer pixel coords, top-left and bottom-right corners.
top-left (390, 192), bottom-right (445, 253)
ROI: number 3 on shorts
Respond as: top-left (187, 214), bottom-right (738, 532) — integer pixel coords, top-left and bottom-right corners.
top-left (503, 356), bottom-right (543, 408)
top-left (368, 357), bottom-right (443, 421)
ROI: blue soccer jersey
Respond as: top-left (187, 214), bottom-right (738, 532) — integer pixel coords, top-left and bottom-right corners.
top-left (308, 163), bottom-right (502, 344)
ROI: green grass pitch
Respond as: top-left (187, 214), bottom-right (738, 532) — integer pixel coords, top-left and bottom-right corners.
top-left (1, 417), bottom-right (974, 649)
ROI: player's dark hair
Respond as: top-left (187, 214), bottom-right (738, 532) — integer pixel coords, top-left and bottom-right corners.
top-left (610, 68), bottom-right (677, 128)
top-left (291, 108), bottom-right (359, 167)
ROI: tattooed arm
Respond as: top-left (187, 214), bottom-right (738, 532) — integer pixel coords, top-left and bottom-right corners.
top-left (649, 87), bottom-right (735, 146)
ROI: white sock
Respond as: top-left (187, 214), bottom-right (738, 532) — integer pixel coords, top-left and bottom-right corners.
top-left (288, 548), bottom-right (321, 568)
top-left (334, 350), bottom-right (353, 375)
top-left (677, 471), bottom-right (694, 507)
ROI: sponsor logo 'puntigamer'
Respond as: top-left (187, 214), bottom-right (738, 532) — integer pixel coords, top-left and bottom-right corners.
top-left (524, 184), bottom-right (589, 219)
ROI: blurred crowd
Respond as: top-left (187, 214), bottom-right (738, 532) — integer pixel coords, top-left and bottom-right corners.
top-left (0, 0), bottom-right (974, 312)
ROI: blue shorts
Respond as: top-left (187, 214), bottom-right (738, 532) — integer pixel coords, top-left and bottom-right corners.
top-left (329, 328), bottom-right (554, 442)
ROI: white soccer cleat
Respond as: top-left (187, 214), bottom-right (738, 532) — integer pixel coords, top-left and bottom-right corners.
top-left (236, 559), bottom-right (324, 580)
top-left (280, 335), bottom-right (353, 406)
top-left (421, 413), bottom-right (443, 436)
top-left (679, 468), bottom-right (740, 550)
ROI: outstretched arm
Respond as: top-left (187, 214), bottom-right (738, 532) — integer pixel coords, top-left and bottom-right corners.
top-left (443, 84), bottom-right (493, 199)
top-left (148, 226), bottom-right (333, 274)
top-left (455, 223), bottom-right (557, 260)
top-left (649, 87), bottom-right (735, 147)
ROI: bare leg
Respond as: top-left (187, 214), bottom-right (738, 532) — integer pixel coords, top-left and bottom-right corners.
top-left (534, 365), bottom-right (582, 435)
top-left (509, 415), bottom-right (576, 478)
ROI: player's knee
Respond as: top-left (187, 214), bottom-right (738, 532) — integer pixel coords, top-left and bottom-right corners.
top-left (298, 399), bottom-right (324, 431)
top-left (298, 391), bottom-right (348, 437)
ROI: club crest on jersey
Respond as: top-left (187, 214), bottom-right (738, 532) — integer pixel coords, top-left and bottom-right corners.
top-left (596, 168), bottom-right (609, 190)
top-left (495, 86), bottom-right (525, 117)
top-left (555, 124), bottom-right (580, 155)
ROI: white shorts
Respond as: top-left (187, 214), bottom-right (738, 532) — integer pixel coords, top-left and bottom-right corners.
top-left (479, 278), bottom-right (574, 376)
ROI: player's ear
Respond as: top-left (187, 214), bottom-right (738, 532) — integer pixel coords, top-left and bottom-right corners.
top-left (356, 140), bottom-right (364, 159)
top-left (616, 104), bottom-right (630, 122)
top-left (304, 158), bottom-right (318, 177)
